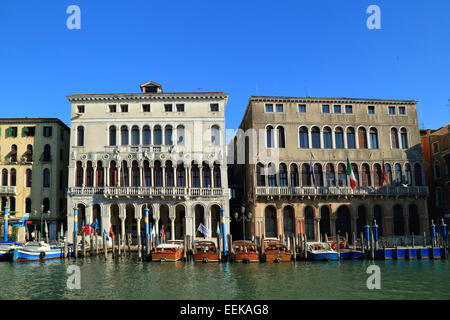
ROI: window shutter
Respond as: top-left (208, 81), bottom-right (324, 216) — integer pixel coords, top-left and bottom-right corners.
top-left (23, 127), bottom-right (27, 137)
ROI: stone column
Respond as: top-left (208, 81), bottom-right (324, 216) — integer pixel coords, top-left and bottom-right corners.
top-left (162, 166), bottom-right (166, 187)
top-left (330, 217), bottom-right (337, 236)
top-left (315, 218), bottom-right (321, 241)
top-left (171, 218), bottom-right (175, 240)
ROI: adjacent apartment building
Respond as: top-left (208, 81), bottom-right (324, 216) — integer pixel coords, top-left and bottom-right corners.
top-left (229, 96), bottom-right (430, 242)
top-left (66, 82), bottom-right (230, 243)
top-left (0, 118), bottom-right (70, 242)
top-left (420, 124), bottom-right (450, 224)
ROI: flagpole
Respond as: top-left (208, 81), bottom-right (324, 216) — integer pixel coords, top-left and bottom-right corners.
top-left (144, 205), bottom-right (149, 253)
top-left (73, 204), bottom-right (78, 246)
top-left (221, 206), bottom-right (227, 261)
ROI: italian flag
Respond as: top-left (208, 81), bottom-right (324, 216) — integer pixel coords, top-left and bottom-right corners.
top-left (346, 158), bottom-right (357, 190)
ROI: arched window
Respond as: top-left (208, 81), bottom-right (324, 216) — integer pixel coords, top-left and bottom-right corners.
top-left (85, 162), bottom-right (94, 187)
top-left (26, 169), bottom-right (32, 187)
top-left (176, 163), bottom-right (185, 187)
top-left (143, 126), bottom-right (151, 145)
top-left (373, 205), bottom-right (383, 236)
top-left (26, 145), bottom-right (33, 162)
top-left (121, 161), bottom-right (129, 187)
top-left (213, 163), bottom-right (221, 188)
top-left (400, 128), bottom-right (408, 149)
top-left (211, 125), bottom-right (220, 146)
top-left (335, 127), bottom-right (344, 149)
top-left (404, 163), bottom-right (412, 185)
top-left (121, 126), bottom-right (129, 145)
top-left (10, 168), bottom-right (16, 186)
top-left (301, 163), bottom-right (311, 186)
top-left (290, 164), bottom-right (299, 187)
top-left (338, 163), bottom-right (347, 186)
top-left (369, 127), bottom-right (378, 149)
top-left (314, 163), bottom-right (323, 187)
top-left (351, 163), bottom-right (359, 186)
top-left (256, 163), bottom-right (265, 187)
top-left (43, 168), bottom-right (50, 188)
top-left (76, 161), bottom-right (83, 187)
top-left (346, 127), bottom-right (356, 149)
top-left (414, 163), bottom-right (423, 186)
top-left (109, 126), bottom-right (117, 146)
top-left (305, 206), bottom-right (315, 240)
top-left (165, 125), bottom-right (173, 146)
top-left (385, 163), bottom-right (393, 185)
top-left (10, 145), bottom-right (17, 162)
top-left (77, 126), bottom-right (84, 146)
top-left (374, 164), bottom-right (382, 187)
top-left (323, 127), bottom-right (332, 148)
top-left (311, 126), bottom-right (321, 148)
top-left (97, 161), bottom-right (104, 187)
top-left (434, 161), bottom-right (441, 179)
top-left (358, 127), bottom-right (368, 149)
top-left (277, 126), bottom-right (285, 148)
top-left (43, 145), bottom-right (51, 161)
top-left (131, 126), bottom-right (140, 146)
top-left (279, 163), bottom-right (287, 186)
top-left (326, 163), bottom-right (335, 186)
top-left (299, 126), bottom-right (309, 148)
top-left (132, 161), bottom-right (140, 187)
top-left (361, 163), bottom-right (371, 186)
top-left (202, 162), bottom-right (211, 187)
top-left (265, 206), bottom-right (277, 238)
top-left (154, 125), bottom-right (162, 145)
top-left (268, 163), bottom-right (277, 186)
top-left (191, 163), bottom-right (200, 188)
top-left (266, 126), bottom-right (274, 148)
top-left (395, 163), bottom-right (402, 185)
top-left (177, 125), bottom-right (185, 145)
top-left (143, 161), bottom-right (151, 186)
top-left (391, 128), bottom-right (399, 149)
top-left (109, 161), bottom-right (118, 187)
top-left (42, 198), bottom-right (50, 213)
top-left (25, 198), bottom-right (32, 214)
top-left (1, 169), bottom-right (8, 186)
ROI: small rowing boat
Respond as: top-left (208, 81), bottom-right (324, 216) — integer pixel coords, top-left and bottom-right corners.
top-left (232, 241), bottom-right (260, 263)
top-left (151, 240), bottom-right (184, 262)
top-left (193, 241), bottom-right (221, 263)
top-left (10, 241), bottom-right (64, 262)
top-left (262, 238), bottom-right (292, 263)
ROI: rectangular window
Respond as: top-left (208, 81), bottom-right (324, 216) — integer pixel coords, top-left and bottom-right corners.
top-left (368, 106), bottom-right (375, 114)
top-left (176, 104), bottom-right (185, 112)
top-left (210, 104), bottom-right (219, 112)
top-left (77, 105), bottom-right (85, 113)
top-left (388, 106), bottom-right (395, 115)
top-left (164, 104), bottom-right (173, 112)
top-left (23, 127), bottom-right (35, 137)
top-left (265, 104), bottom-right (273, 112)
top-left (43, 126), bottom-right (52, 137)
top-left (334, 105), bottom-right (341, 114)
top-left (433, 142), bottom-right (440, 154)
top-left (345, 105), bottom-right (353, 114)
top-left (276, 104), bottom-right (283, 112)
top-left (298, 104), bottom-right (306, 113)
top-left (142, 104), bottom-right (151, 112)
top-left (109, 105), bottom-right (117, 113)
top-left (322, 105), bottom-right (330, 113)
top-left (370, 133), bottom-right (378, 149)
top-left (120, 104), bottom-right (128, 112)
top-left (399, 106), bottom-right (406, 115)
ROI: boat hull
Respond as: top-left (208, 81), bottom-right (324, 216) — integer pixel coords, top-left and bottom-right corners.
top-left (15, 248), bottom-right (64, 262)
top-left (194, 253), bottom-right (220, 263)
top-left (263, 252), bottom-right (291, 263)
top-left (151, 250), bottom-right (184, 262)
top-left (307, 252), bottom-right (339, 261)
top-left (233, 253), bottom-right (260, 263)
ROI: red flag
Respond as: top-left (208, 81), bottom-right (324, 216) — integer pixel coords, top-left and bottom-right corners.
top-left (109, 226), bottom-right (115, 238)
top-left (161, 226), bottom-right (165, 240)
top-left (382, 161), bottom-right (390, 186)
top-left (82, 224), bottom-right (90, 234)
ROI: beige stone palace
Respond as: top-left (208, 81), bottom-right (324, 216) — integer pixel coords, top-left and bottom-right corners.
top-left (228, 96), bottom-right (430, 242)
top-left (66, 82), bottom-right (230, 244)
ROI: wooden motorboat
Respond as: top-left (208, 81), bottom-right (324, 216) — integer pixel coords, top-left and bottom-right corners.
top-left (193, 241), bottom-right (221, 263)
top-left (327, 236), bottom-right (348, 250)
top-left (262, 238), bottom-right (292, 263)
top-left (307, 242), bottom-right (338, 261)
top-left (151, 240), bottom-right (184, 262)
top-left (10, 241), bottom-right (64, 262)
top-left (232, 240), bottom-right (260, 263)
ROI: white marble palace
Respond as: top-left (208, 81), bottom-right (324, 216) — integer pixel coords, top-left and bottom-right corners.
top-left (66, 81), bottom-right (230, 243)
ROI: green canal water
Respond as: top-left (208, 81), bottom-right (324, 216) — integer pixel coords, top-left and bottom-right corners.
top-left (0, 256), bottom-right (449, 300)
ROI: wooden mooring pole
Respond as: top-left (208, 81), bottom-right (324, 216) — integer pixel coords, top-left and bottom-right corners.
top-left (64, 231), bottom-right (68, 258)
top-left (95, 232), bottom-right (99, 255)
top-left (112, 235), bottom-right (116, 259)
top-left (118, 234), bottom-right (121, 256)
top-left (74, 233), bottom-right (78, 258)
top-left (103, 232), bottom-right (107, 259)
top-left (82, 232), bottom-right (86, 257)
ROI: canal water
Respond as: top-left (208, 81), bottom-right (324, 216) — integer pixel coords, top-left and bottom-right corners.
top-left (0, 256), bottom-right (449, 300)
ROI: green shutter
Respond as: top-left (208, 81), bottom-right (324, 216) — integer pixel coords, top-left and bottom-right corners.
top-left (22, 127), bottom-right (27, 137)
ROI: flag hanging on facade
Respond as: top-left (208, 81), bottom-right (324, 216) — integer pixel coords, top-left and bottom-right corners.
top-left (109, 226), bottom-right (115, 238)
top-left (346, 158), bottom-right (357, 190)
top-left (216, 222), bottom-right (221, 236)
top-left (382, 160), bottom-right (390, 186)
top-left (103, 229), bottom-right (110, 242)
top-left (60, 226), bottom-right (64, 238)
top-left (197, 223), bottom-right (211, 238)
top-left (161, 226), bottom-right (165, 241)
top-left (309, 160), bottom-right (317, 189)
top-left (45, 220), bottom-right (48, 235)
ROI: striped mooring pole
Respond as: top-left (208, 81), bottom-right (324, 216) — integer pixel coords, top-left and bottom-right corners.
top-left (431, 220), bottom-right (436, 247)
top-left (221, 206), bottom-right (227, 260)
top-left (373, 219), bottom-right (378, 250)
top-left (365, 224), bottom-right (370, 252)
top-left (73, 204), bottom-right (78, 246)
top-left (145, 205), bottom-right (149, 252)
top-left (3, 203), bottom-right (9, 242)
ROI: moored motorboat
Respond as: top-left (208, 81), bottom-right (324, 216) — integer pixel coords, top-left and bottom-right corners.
top-left (307, 242), bottom-right (339, 261)
top-left (262, 238), bottom-right (292, 263)
top-left (151, 240), bottom-right (184, 262)
top-left (232, 241), bottom-right (260, 263)
top-left (193, 241), bottom-right (221, 263)
top-left (327, 236), bottom-right (348, 251)
top-left (11, 241), bottom-right (64, 262)
top-left (0, 242), bottom-right (23, 261)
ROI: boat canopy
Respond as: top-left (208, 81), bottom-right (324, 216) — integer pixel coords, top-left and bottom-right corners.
top-left (157, 243), bottom-right (182, 249)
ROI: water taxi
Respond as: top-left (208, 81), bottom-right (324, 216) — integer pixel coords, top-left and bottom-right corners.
top-left (151, 240), bottom-right (184, 262)
top-left (262, 238), bottom-right (292, 263)
top-left (307, 242), bottom-right (339, 261)
top-left (193, 241), bottom-right (221, 263)
top-left (232, 241), bottom-right (260, 263)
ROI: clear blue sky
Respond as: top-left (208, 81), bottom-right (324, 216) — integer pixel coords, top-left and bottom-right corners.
top-left (0, 0), bottom-right (449, 132)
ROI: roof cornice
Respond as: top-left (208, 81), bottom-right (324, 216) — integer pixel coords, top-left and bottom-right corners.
top-left (67, 92), bottom-right (229, 103)
top-left (250, 96), bottom-right (418, 105)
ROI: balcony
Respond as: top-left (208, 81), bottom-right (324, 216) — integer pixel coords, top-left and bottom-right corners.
top-left (68, 187), bottom-right (226, 198)
top-left (255, 186), bottom-right (429, 198)
top-left (0, 186), bottom-right (17, 195)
